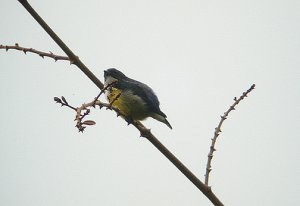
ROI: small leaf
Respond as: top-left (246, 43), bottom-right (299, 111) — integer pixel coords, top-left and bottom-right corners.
top-left (82, 120), bottom-right (96, 126)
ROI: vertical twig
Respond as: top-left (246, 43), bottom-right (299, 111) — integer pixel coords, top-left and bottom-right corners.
top-left (205, 84), bottom-right (256, 185)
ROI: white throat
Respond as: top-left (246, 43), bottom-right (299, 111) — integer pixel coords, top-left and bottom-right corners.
top-left (105, 76), bottom-right (118, 86)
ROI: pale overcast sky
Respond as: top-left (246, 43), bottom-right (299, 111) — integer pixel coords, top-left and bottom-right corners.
top-left (1, 0), bottom-right (299, 205)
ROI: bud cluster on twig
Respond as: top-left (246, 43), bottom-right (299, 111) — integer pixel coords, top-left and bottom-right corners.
top-left (54, 81), bottom-right (123, 132)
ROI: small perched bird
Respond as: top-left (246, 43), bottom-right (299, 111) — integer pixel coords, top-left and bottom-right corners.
top-left (104, 68), bottom-right (172, 129)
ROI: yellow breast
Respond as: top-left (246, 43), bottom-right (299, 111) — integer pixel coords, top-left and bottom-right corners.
top-left (107, 87), bottom-right (130, 116)
top-left (106, 87), bottom-right (149, 120)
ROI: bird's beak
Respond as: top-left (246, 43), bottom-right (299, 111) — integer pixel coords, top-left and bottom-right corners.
top-left (104, 70), bottom-right (107, 79)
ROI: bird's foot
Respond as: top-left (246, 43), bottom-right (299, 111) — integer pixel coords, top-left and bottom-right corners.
top-left (124, 116), bottom-right (134, 125)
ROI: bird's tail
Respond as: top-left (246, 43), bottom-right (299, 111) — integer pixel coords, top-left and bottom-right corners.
top-left (151, 113), bottom-right (172, 129)
top-left (163, 118), bottom-right (173, 130)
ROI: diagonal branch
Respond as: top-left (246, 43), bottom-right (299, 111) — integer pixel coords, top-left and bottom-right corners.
top-left (0, 43), bottom-right (70, 61)
top-left (205, 84), bottom-right (256, 185)
top-left (54, 94), bottom-right (224, 205)
top-left (17, 0), bottom-right (104, 89)
top-left (17, 1), bottom-right (226, 205)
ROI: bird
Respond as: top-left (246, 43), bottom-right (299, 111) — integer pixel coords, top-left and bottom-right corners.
top-left (104, 68), bottom-right (172, 129)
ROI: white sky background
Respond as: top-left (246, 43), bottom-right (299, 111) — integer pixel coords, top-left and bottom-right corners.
top-left (0, 0), bottom-right (299, 205)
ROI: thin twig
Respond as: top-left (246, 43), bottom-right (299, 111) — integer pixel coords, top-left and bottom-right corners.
top-left (93, 80), bottom-right (118, 106)
top-left (54, 96), bottom-right (76, 110)
top-left (54, 83), bottom-right (122, 132)
top-left (55, 96), bottom-right (123, 132)
top-left (0, 43), bottom-right (70, 61)
top-left (205, 84), bottom-right (256, 185)
top-left (108, 92), bottom-right (122, 108)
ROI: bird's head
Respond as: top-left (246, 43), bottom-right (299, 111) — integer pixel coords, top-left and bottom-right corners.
top-left (104, 68), bottom-right (127, 82)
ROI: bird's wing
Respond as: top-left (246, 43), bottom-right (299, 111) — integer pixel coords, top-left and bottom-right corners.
top-left (118, 78), bottom-right (166, 117)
